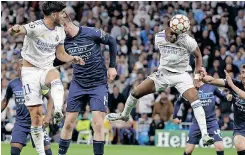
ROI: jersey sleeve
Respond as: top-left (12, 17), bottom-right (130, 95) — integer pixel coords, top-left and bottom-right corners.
top-left (23, 22), bottom-right (40, 38)
top-left (89, 27), bottom-right (117, 67)
top-left (5, 83), bottom-right (13, 101)
top-left (89, 27), bottom-right (110, 44)
top-left (58, 27), bottom-right (66, 45)
top-left (214, 86), bottom-right (227, 101)
top-left (185, 35), bottom-right (198, 53)
top-left (154, 31), bottom-right (166, 48)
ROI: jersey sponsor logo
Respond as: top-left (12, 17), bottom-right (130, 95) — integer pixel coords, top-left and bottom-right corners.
top-left (36, 39), bottom-right (57, 52)
top-left (66, 43), bottom-right (95, 61)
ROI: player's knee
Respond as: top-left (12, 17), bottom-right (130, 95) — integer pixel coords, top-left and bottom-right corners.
top-left (215, 144), bottom-right (224, 151)
top-left (234, 136), bottom-right (245, 151)
top-left (92, 120), bottom-right (104, 133)
top-left (64, 121), bottom-right (75, 132)
top-left (11, 147), bottom-right (21, 155)
top-left (185, 148), bottom-right (193, 155)
top-left (131, 90), bottom-right (141, 99)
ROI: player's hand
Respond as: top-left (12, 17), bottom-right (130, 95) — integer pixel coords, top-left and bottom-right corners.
top-left (172, 118), bottom-right (182, 124)
top-left (43, 115), bottom-right (51, 128)
top-left (72, 56), bottom-right (85, 65)
top-left (226, 94), bottom-right (233, 101)
top-left (107, 68), bottom-right (117, 81)
top-left (224, 70), bottom-right (234, 87)
top-left (11, 24), bottom-right (21, 33)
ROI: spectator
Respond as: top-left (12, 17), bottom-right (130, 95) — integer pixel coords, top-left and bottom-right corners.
top-left (148, 114), bottom-right (164, 145)
top-left (108, 86), bottom-right (126, 113)
top-left (136, 113), bottom-right (152, 145)
top-left (111, 103), bottom-right (135, 144)
top-left (221, 114), bottom-right (234, 130)
top-left (152, 92), bottom-right (173, 122)
top-left (133, 6), bottom-right (150, 27)
top-left (137, 93), bottom-right (154, 116)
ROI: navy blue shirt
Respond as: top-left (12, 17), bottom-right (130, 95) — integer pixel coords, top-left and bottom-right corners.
top-left (64, 26), bottom-right (117, 88)
top-left (174, 84), bottom-right (226, 123)
top-left (5, 78), bottom-right (31, 126)
top-left (224, 79), bottom-right (245, 131)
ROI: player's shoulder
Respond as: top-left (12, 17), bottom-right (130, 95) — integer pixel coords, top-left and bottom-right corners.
top-left (155, 30), bottom-right (166, 44)
top-left (8, 78), bottom-right (21, 86)
top-left (155, 30), bottom-right (166, 37)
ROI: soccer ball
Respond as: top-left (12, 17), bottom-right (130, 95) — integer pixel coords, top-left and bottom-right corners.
top-left (170, 14), bottom-right (190, 34)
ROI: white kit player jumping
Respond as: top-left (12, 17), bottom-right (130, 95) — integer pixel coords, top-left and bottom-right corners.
top-left (8, 2), bottom-right (84, 155)
top-left (106, 14), bottom-right (215, 146)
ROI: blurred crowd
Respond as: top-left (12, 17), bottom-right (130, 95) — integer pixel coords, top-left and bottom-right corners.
top-left (1, 1), bottom-right (245, 145)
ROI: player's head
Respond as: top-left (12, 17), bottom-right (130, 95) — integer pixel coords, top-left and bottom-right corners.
top-left (241, 64), bottom-right (245, 85)
top-left (165, 26), bottom-right (178, 43)
top-left (41, 2), bottom-right (66, 26)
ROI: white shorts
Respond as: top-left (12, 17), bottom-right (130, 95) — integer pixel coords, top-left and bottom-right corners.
top-left (148, 69), bottom-right (194, 95)
top-left (21, 67), bottom-right (54, 106)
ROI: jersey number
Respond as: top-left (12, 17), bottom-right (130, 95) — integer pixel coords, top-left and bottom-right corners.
top-left (23, 84), bottom-right (31, 95)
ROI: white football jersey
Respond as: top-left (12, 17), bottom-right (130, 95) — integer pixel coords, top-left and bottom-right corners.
top-left (22, 20), bottom-right (66, 69)
top-left (155, 30), bottom-right (198, 73)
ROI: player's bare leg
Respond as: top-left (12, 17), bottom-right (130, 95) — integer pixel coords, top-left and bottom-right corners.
top-left (184, 144), bottom-right (195, 155)
top-left (183, 88), bottom-right (214, 146)
top-left (106, 78), bottom-right (155, 121)
top-left (58, 112), bottom-right (79, 155)
top-left (214, 141), bottom-right (224, 155)
top-left (234, 135), bottom-right (245, 155)
top-left (45, 69), bottom-right (64, 124)
top-left (92, 111), bottom-right (106, 155)
top-left (10, 143), bottom-right (23, 155)
top-left (28, 105), bottom-right (45, 155)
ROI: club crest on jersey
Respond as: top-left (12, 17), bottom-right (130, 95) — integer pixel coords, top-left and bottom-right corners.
top-left (29, 23), bottom-right (35, 28)
top-left (56, 35), bottom-right (59, 42)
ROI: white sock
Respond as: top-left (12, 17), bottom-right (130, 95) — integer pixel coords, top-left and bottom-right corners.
top-left (121, 94), bottom-right (138, 116)
top-left (191, 100), bottom-right (208, 136)
top-left (31, 126), bottom-right (45, 155)
top-left (51, 79), bottom-right (64, 111)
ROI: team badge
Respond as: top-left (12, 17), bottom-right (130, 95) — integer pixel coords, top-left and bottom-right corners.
top-left (29, 23), bottom-right (35, 28)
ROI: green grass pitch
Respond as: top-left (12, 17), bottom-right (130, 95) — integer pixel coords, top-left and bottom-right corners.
top-left (1, 143), bottom-right (236, 155)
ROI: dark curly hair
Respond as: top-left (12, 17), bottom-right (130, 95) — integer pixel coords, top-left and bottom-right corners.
top-left (41, 2), bottom-right (66, 16)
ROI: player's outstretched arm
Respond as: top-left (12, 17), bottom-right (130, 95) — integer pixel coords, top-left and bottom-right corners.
top-left (224, 70), bottom-right (245, 100)
top-left (7, 24), bottom-right (27, 37)
top-left (200, 75), bottom-right (226, 87)
top-left (56, 44), bottom-right (85, 65)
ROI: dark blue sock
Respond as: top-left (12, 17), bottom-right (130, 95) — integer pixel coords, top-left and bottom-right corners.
top-left (216, 151), bottom-right (224, 155)
top-left (58, 138), bottom-right (71, 155)
top-left (11, 147), bottom-right (21, 155)
top-left (93, 140), bottom-right (105, 155)
top-left (45, 149), bottom-right (53, 155)
top-left (183, 152), bottom-right (191, 155)
top-left (238, 150), bottom-right (245, 155)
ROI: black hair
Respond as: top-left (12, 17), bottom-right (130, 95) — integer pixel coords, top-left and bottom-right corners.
top-left (41, 2), bottom-right (66, 16)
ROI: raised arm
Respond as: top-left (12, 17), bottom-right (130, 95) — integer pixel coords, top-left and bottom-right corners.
top-left (8, 24), bottom-right (27, 37)
top-left (224, 70), bottom-right (245, 100)
top-left (200, 74), bottom-right (226, 87)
